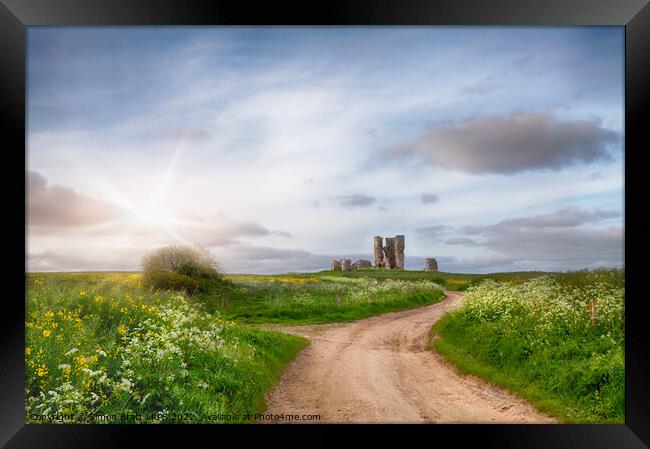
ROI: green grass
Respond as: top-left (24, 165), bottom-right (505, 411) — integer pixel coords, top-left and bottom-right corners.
top-left (199, 273), bottom-right (445, 324)
top-left (26, 268), bottom-right (623, 424)
top-left (429, 269), bottom-right (624, 423)
top-left (26, 272), bottom-right (307, 423)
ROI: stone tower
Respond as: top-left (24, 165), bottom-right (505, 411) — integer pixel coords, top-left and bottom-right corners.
top-left (385, 237), bottom-right (397, 269)
top-left (373, 235), bottom-right (404, 269)
top-left (395, 235), bottom-right (405, 269)
top-left (373, 236), bottom-right (385, 268)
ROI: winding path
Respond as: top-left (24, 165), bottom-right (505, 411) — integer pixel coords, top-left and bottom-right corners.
top-left (264, 291), bottom-right (556, 423)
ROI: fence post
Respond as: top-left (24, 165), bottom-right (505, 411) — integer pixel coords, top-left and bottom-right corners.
top-left (588, 299), bottom-right (597, 327)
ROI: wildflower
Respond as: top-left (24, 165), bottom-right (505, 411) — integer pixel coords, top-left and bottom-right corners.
top-left (79, 291), bottom-right (87, 297)
top-left (96, 349), bottom-right (107, 357)
top-left (65, 348), bottom-right (78, 357)
top-left (115, 378), bottom-right (133, 392)
top-left (76, 355), bottom-right (88, 368)
top-left (118, 325), bottom-right (127, 337)
top-left (120, 307), bottom-right (128, 313)
top-left (36, 366), bottom-right (48, 377)
top-left (42, 329), bottom-right (51, 337)
top-left (25, 347), bottom-right (32, 356)
top-left (58, 364), bottom-right (71, 370)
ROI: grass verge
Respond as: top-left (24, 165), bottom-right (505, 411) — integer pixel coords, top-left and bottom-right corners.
top-left (428, 272), bottom-right (624, 424)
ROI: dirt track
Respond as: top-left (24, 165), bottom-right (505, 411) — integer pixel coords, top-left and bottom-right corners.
top-left (264, 291), bottom-right (556, 423)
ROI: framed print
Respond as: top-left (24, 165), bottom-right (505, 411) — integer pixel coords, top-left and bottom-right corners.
top-left (2, 0), bottom-right (649, 447)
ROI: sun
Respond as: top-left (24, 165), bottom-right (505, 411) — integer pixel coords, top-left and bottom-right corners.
top-left (132, 207), bottom-right (169, 227)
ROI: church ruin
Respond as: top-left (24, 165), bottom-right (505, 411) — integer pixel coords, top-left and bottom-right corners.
top-left (330, 234), bottom-right (439, 271)
top-left (373, 235), bottom-right (405, 269)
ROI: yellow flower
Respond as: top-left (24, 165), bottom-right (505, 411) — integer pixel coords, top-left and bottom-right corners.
top-left (76, 355), bottom-right (87, 368)
top-left (42, 329), bottom-right (51, 337)
top-left (94, 295), bottom-right (104, 303)
top-left (45, 311), bottom-right (54, 321)
top-left (25, 347), bottom-right (32, 356)
top-left (36, 366), bottom-right (48, 377)
top-left (117, 325), bottom-right (127, 337)
top-left (79, 290), bottom-right (87, 297)
top-left (120, 307), bottom-right (128, 313)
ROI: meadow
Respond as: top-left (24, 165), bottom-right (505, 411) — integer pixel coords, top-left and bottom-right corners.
top-left (25, 271), bottom-right (444, 423)
top-left (209, 273), bottom-right (445, 323)
top-left (25, 268), bottom-right (623, 424)
top-left (430, 269), bottom-right (624, 423)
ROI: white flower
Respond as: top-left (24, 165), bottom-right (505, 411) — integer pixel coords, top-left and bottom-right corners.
top-left (58, 364), bottom-right (71, 370)
top-left (64, 348), bottom-right (78, 357)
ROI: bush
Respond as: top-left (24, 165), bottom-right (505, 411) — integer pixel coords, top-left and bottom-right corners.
top-left (141, 245), bottom-right (228, 294)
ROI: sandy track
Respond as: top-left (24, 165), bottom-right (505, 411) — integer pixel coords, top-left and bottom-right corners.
top-left (263, 291), bottom-right (556, 423)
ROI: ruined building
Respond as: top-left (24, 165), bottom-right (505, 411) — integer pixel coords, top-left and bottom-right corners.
top-left (424, 257), bottom-right (438, 271)
top-left (330, 234), bottom-right (405, 271)
top-left (331, 258), bottom-right (373, 271)
top-left (374, 235), bottom-right (405, 269)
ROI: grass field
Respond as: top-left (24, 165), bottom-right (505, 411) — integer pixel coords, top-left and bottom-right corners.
top-left (429, 268), bottom-right (624, 423)
top-left (25, 273), bottom-right (308, 423)
top-left (25, 270), bottom-right (444, 423)
top-left (26, 268), bottom-right (623, 424)
top-left (208, 273), bottom-right (445, 324)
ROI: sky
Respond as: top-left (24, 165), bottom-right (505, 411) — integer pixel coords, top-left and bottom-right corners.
top-left (26, 26), bottom-right (624, 274)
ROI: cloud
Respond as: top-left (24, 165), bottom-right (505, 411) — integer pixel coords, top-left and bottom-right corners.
top-left (460, 73), bottom-right (506, 96)
top-left (388, 111), bottom-right (620, 174)
top-left (416, 225), bottom-right (451, 240)
top-left (491, 207), bottom-right (620, 230)
top-left (27, 170), bottom-right (130, 228)
top-left (337, 194), bottom-right (375, 208)
top-left (168, 128), bottom-right (211, 143)
top-left (272, 230), bottom-right (292, 238)
top-left (26, 171), bottom-right (293, 249)
top-left (445, 236), bottom-right (479, 246)
top-left (100, 213), bottom-right (286, 248)
top-left (443, 207), bottom-right (623, 271)
top-left (481, 227), bottom-right (622, 266)
top-left (420, 193), bottom-right (439, 204)
top-left (459, 225), bottom-right (483, 235)
top-left (28, 247), bottom-right (144, 272)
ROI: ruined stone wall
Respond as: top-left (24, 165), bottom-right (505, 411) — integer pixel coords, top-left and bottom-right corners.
top-left (373, 236), bottom-right (384, 268)
top-left (373, 234), bottom-right (405, 269)
top-left (424, 258), bottom-right (438, 271)
top-left (395, 235), bottom-right (405, 269)
top-left (384, 237), bottom-right (397, 269)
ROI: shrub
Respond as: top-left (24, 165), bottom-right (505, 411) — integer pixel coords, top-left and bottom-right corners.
top-left (141, 245), bottom-right (227, 294)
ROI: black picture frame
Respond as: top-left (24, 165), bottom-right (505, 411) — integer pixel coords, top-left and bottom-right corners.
top-left (2, 0), bottom-right (649, 447)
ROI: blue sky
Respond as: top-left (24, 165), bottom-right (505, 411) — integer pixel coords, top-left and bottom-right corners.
top-left (27, 27), bottom-right (624, 273)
